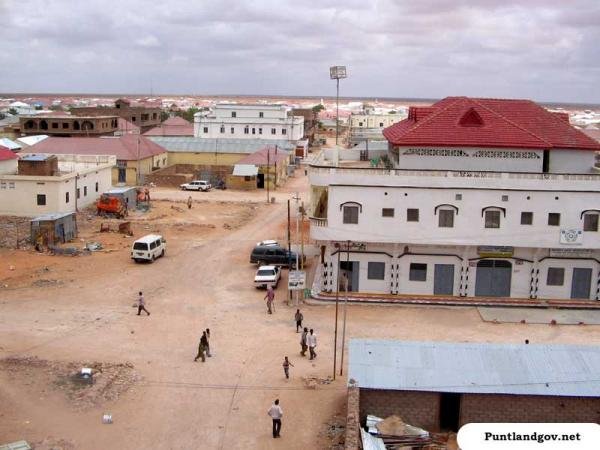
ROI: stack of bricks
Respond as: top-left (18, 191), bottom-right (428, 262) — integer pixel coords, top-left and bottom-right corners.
top-left (345, 386), bottom-right (360, 450)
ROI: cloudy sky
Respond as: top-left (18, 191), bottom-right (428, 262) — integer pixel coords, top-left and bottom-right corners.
top-left (1, 0), bottom-right (599, 103)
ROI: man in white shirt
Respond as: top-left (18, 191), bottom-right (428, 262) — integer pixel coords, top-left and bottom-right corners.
top-left (307, 328), bottom-right (317, 360)
top-left (267, 398), bottom-right (283, 438)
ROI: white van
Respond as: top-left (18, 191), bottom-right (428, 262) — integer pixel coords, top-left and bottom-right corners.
top-left (131, 234), bottom-right (166, 263)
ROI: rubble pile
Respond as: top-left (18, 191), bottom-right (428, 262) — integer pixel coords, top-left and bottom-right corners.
top-left (363, 414), bottom-right (451, 449)
top-left (319, 413), bottom-right (346, 450)
top-left (0, 216), bottom-right (31, 249)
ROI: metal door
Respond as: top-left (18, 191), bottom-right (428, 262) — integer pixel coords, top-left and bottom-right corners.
top-left (571, 268), bottom-right (592, 299)
top-left (434, 264), bottom-right (455, 295)
top-left (475, 260), bottom-right (512, 297)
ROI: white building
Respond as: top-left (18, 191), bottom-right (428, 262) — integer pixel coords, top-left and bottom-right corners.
top-left (0, 153), bottom-right (114, 217)
top-left (194, 104), bottom-right (304, 141)
top-left (309, 97), bottom-right (600, 301)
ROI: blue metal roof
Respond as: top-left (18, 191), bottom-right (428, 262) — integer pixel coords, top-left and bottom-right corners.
top-left (348, 339), bottom-right (600, 397)
top-left (20, 154), bottom-right (50, 161)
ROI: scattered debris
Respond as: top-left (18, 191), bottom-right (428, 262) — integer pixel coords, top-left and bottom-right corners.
top-left (320, 413), bottom-right (345, 450)
top-left (100, 223), bottom-right (111, 232)
top-left (85, 242), bottom-right (103, 251)
top-left (48, 246), bottom-right (81, 256)
top-left (118, 221), bottom-right (133, 236)
top-left (365, 414), bottom-right (435, 448)
top-left (102, 414), bottom-right (113, 424)
top-left (302, 375), bottom-right (333, 389)
top-left (170, 205), bottom-right (184, 213)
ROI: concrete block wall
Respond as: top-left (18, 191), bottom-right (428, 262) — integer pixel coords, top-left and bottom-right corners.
top-left (461, 394), bottom-right (600, 424)
top-left (359, 389), bottom-right (440, 431)
top-left (345, 386), bottom-right (360, 450)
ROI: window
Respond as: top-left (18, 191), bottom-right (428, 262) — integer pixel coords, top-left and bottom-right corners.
top-left (131, 116), bottom-right (136, 122)
top-left (52, 122), bottom-right (58, 129)
top-left (501, 195), bottom-right (509, 202)
top-left (271, 128), bottom-right (276, 135)
top-left (407, 208), bottom-right (419, 222)
top-left (203, 127), bottom-right (209, 133)
top-left (65, 192), bottom-right (69, 203)
top-left (259, 128), bottom-right (263, 135)
top-left (62, 122), bottom-right (69, 129)
top-left (358, 122), bottom-right (363, 127)
top-left (548, 213), bottom-right (560, 226)
top-left (409, 263), bottom-right (427, 281)
top-left (521, 212), bottom-right (533, 225)
top-left (244, 126), bottom-right (249, 134)
top-left (368, 262), bottom-right (385, 280)
top-left (244, 176), bottom-right (251, 181)
top-left (546, 267), bottom-right (565, 286)
top-left (382, 208), bottom-right (394, 217)
top-left (95, 182), bottom-right (99, 192)
top-left (282, 129), bottom-right (287, 135)
top-left (252, 127), bottom-right (256, 135)
top-left (259, 112), bottom-right (264, 118)
top-left (77, 188), bottom-right (80, 199)
top-left (84, 186), bottom-right (87, 196)
top-left (379, 122), bottom-right (384, 127)
top-left (36, 194), bottom-right (46, 206)
top-left (230, 127), bottom-right (234, 134)
top-left (231, 112), bottom-right (237, 118)
top-left (584, 214), bottom-right (598, 232)
top-left (220, 126), bottom-right (225, 134)
top-left (455, 194), bottom-right (462, 201)
top-left (343, 206), bottom-right (359, 224)
top-left (485, 210), bottom-right (501, 228)
top-left (438, 210), bottom-right (454, 228)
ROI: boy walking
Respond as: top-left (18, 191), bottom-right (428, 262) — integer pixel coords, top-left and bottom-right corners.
top-left (282, 356), bottom-right (294, 379)
top-left (136, 291), bottom-right (150, 316)
top-left (300, 327), bottom-right (308, 356)
top-left (267, 399), bottom-right (283, 438)
top-left (307, 329), bottom-right (317, 360)
top-left (264, 285), bottom-right (275, 314)
top-left (294, 309), bottom-right (303, 332)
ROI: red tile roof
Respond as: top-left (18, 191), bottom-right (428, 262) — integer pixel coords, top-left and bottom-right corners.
top-left (237, 146), bottom-right (289, 166)
top-left (143, 116), bottom-right (194, 136)
top-left (29, 135), bottom-right (167, 161)
top-left (0, 145), bottom-right (18, 161)
top-left (383, 97), bottom-right (600, 151)
top-left (117, 117), bottom-right (140, 134)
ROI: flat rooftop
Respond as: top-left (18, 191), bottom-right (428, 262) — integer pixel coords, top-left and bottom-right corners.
top-left (348, 339), bottom-right (600, 397)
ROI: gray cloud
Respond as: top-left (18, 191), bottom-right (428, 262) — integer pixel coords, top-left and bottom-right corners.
top-left (0, 0), bottom-right (599, 103)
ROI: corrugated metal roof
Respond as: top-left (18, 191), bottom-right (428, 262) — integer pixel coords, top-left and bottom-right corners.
top-left (147, 137), bottom-right (295, 154)
top-left (31, 212), bottom-right (75, 222)
top-left (0, 138), bottom-right (21, 150)
top-left (20, 154), bottom-right (51, 161)
top-left (17, 135), bottom-right (48, 146)
top-left (348, 339), bottom-right (600, 397)
top-left (105, 187), bottom-right (137, 194)
top-left (232, 164), bottom-right (258, 176)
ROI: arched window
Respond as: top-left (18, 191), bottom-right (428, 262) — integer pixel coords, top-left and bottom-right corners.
top-left (481, 206), bottom-right (505, 229)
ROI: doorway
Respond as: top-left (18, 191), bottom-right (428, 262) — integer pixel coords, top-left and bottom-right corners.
top-left (439, 393), bottom-right (461, 431)
top-left (339, 261), bottom-right (359, 292)
top-left (118, 167), bottom-right (126, 183)
top-left (475, 260), bottom-right (512, 297)
top-left (434, 264), bottom-right (454, 295)
top-left (571, 268), bottom-right (592, 299)
top-left (257, 173), bottom-right (265, 189)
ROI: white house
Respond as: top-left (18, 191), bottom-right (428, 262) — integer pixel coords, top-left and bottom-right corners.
top-left (194, 104), bottom-right (304, 141)
top-left (0, 153), bottom-right (115, 217)
top-left (309, 97), bottom-right (600, 301)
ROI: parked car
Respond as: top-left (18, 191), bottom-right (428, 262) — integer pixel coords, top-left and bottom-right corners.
top-left (250, 244), bottom-right (300, 268)
top-left (254, 265), bottom-right (281, 288)
top-left (180, 180), bottom-right (212, 191)
top-left (131, 234), bottom-right (166, 262)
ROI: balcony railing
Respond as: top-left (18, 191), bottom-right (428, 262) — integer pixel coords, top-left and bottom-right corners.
top-left (309, 216), bottom-right (328, 227)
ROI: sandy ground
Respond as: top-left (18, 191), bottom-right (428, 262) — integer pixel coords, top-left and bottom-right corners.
top-left (2, 172), bottom-right (600, 449)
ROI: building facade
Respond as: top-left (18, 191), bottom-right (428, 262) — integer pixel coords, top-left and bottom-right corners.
top-left (310, 97), bottom-right (600, 301)
top-left (194, 104), bottom-right (304, 141)
top-left (72, 98), bottom-right (161, 131)
top-left (0, 154), bottom-right (114, 217)
top-left (19, 115), bottom-right (119, 136)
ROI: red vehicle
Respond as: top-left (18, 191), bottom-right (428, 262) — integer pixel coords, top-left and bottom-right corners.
top-left (96, 194), bottom-right (128, 219)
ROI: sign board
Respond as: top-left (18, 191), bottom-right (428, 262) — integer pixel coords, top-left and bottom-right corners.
top-left (549, 248), bottom-right (593, 258)
top-left (477, 246), bottom-right (514, 258)
top-left (288, 270), bottom-right (306, 291)
top-left (559, 229), bottom-right (583, 245)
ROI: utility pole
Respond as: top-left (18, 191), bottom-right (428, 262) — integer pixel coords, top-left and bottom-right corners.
top-left (266, 146), bottom-right (270, 203)
top-left (136, 134), bottom-right (141, 186)
top-left (293, 192), bottom-right (300, 305)
top-left (330, 66), bottom-right (347, 147)
top-left (287, 199), bottom-right (292, 305)
top-left (340, 239), bottom-right (351, 376)
top-left (333, 244), bottom-right (341, 380)
top-left (300, 201), bottom-right (305, 271)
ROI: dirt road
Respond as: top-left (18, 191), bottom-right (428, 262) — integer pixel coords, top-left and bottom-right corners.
top-left (1, 173), bottom-right (600, 449)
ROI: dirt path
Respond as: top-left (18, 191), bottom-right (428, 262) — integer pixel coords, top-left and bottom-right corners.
top-left (2, 173), bottom-right (600, 449)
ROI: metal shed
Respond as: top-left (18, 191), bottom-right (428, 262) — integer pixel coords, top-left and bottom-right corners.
top-left (30, 212), bottom-right (78, 247)
top-left (104, 187), bottom-right (138, 208)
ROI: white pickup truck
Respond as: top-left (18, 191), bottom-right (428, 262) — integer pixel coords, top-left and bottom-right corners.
top-left (254, 265), bottom-right (281, 289)
top-left (180, 180), bottom-right (212, 191)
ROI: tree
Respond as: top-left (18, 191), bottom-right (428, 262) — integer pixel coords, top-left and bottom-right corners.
top-left (176, 107), bottom-right (199, 123)
top-left (311, 104), bottom-right (325, 117)
top-left (8, 108), bottom-right (17, 116)
top-left (160, 111), bottom-right (170, 121)
top-left (388, 110), bottom-right (397, 114)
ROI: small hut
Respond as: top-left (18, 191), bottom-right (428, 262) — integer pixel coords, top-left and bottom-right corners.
top-left (30, 212), bottom-right (78, 247)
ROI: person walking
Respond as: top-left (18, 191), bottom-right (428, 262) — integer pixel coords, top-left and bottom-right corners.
top-left (267, 399), bottom-right (283, 438)
top-left (307, 329), bottom-right (317, 360)
top-left (300, 327), bottom-right (308, 356)
top-left (264, 285), bottom-right (275, 314)
top-left (294, 309), bottom-right (303, 332)
top-left (205, 328), bottom-right (212, 357)
top-left (187, 195), bottom-right (193, 209)
top-left (136, 291), bottom-right (150, 316)
top-left (194, 331), bottom-right (209, 362)
top-left (282, 356), bottom-right (294, 379)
